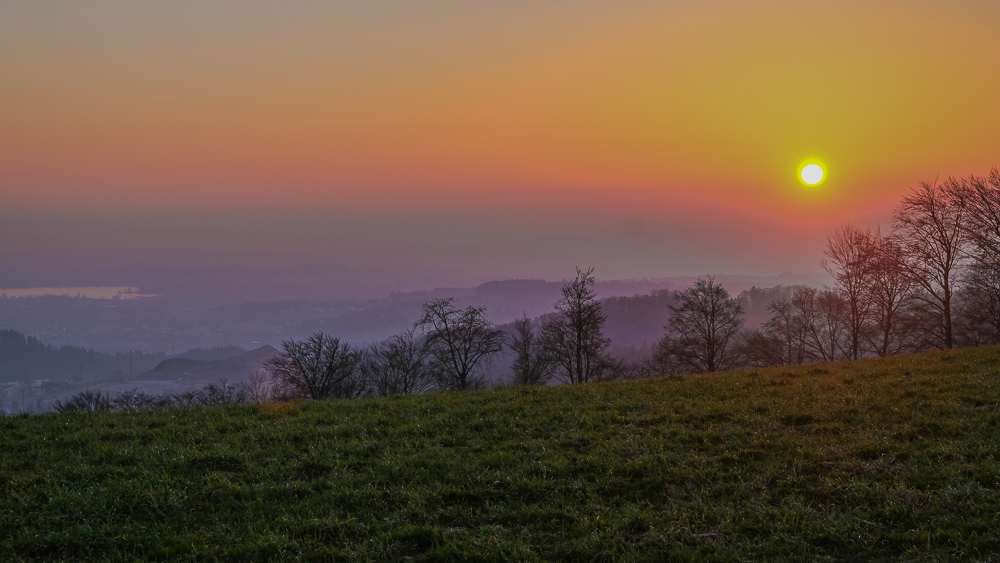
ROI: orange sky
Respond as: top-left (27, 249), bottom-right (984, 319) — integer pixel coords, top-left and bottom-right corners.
top-left (2, 1), bottom-right (999, 284)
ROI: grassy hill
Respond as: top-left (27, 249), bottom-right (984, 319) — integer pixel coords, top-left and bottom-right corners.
top-left (3, 347), bottom-right (1000, 561)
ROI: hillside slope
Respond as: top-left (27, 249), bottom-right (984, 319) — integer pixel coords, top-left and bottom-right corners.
top-left (3, 347), bottom-right (1000, 561)
top-left (142, 345), bottom-right (279, 383)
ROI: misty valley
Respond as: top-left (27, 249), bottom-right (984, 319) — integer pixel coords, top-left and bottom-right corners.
top-left (1, 276), bottom-right (742, 413)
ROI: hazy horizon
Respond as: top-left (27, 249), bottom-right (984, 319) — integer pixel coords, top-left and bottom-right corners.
top-left (3, 1), bottom-right (999, 299)
top-left (2, 203), bottom-right (848, 300)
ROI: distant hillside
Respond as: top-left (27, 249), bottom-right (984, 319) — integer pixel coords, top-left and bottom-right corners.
top-left (0, 329), bottom-right (167, 382)
top-left (173, 345), bottom-right (248, 362)
top-left (134, 345), bottom-right (279, 386)
top-left (0, 329), bottom-right (251, 384)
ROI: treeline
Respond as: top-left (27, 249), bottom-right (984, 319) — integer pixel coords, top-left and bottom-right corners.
top-left (36, 273), bottom-right (773, 414)
top-left (51, 268), bottom-right (629, 412)
top-left (253, 267), bottom-right (626, 403)
top-left (654, 168), bottom-right (1000, 372)
top-left (54, 384), bottom-right (254, 413)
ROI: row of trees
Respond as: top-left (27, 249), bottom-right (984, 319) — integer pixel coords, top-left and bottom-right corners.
top-left (259, 302), bottom-right (505, 401)
top-left (259, 268), bottom-right (622, 400)
top-left (777, 169), bottom-right (1000, 361)
top-left (42, 268), bottom-right (621, 412)
top-left (54, 382), bottom-right (254, 413)
top-left (653, 168), bottom-right (1000, 373)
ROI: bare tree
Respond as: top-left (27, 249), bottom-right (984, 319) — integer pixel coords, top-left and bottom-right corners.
top-left (540, 268), bottom-right (616, 384)
top-left (647, 337), bottom-right (682, 376)
top-left (54, 389), bottom-right (113, 413)
top-left (195, 380), bottom-right (250, 407)
top-left (955, 260), bottom-right (1000, 345)
top-left (113, 389), bottom-right (174, 411)
top-left (955, 168), bottom-right (1000, 265)
top-left (762, 297), bottom-right (807, 365)
top-left (950, 168), bottom-right (1000, 345)
top-left (661, 277), bottom-right (745, 373)
top-left (740, 329), bottom-right (786, 368)
top-left (891, 180), bottom-right (969, 349)
top-left (865, 229), bottom-right (917, 356)
top-left (813, 289), bottom-right (850, 361)
top-left (508, 315), bottom-right (552, 385)
top-left (365, 329), bottom-right (435, 396)
top-left (263, 333), bottom-right (367, 400)
top-left (417, 298), bottom-right (505, 391)
top-left (788, 287), bottom-right (847, 362)
top-left (822, 224), bottom-right (875, 359)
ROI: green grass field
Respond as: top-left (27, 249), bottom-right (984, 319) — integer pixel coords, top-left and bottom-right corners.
top-left (3, 347), bottom-right (1000, 561)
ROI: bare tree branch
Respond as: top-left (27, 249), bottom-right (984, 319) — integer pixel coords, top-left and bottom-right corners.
top-left (891, 180), bottom-right (970, 349)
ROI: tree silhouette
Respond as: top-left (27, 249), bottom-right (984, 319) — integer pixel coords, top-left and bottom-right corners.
top-left (950, 168), bottom-right (1000, 345)
top-left (365, 329), bottom-right (434, 396)
top-left (762, 294), bottom-right (807, 365)
top-left (823, 224), bottom-right (875, 359)
top-left (865, 229), bottom-right (916, 356)
top-left (955, 168), bottom-right (1000, 265)
top-left (540, 268), bottom-right (616, 384)
top-left (417, 298), bottom-right (504, 391)
top-left (509, 316), bottom-right (551, 386)
top-left (892, 180), bottom-right (969, 349)
top-left (662, 277), bottom-right (744, 373)
top-left (264, 333), bottom-right (367, 400)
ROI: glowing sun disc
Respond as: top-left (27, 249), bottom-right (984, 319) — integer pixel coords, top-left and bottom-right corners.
top-left (801, 163), bottom-right (825, 185)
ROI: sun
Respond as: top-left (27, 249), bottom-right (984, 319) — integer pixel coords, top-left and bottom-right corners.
top-left (801, 164), bottom-right (824, 184)
top-left (798, 160), bottom-right (826, 186)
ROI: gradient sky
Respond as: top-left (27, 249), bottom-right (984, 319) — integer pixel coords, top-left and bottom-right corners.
top-left (2, 1), bottom-right (999, 291)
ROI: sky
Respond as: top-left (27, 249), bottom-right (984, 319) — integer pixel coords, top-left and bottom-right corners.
top-left (2, 0), bottom-right (999, 293)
